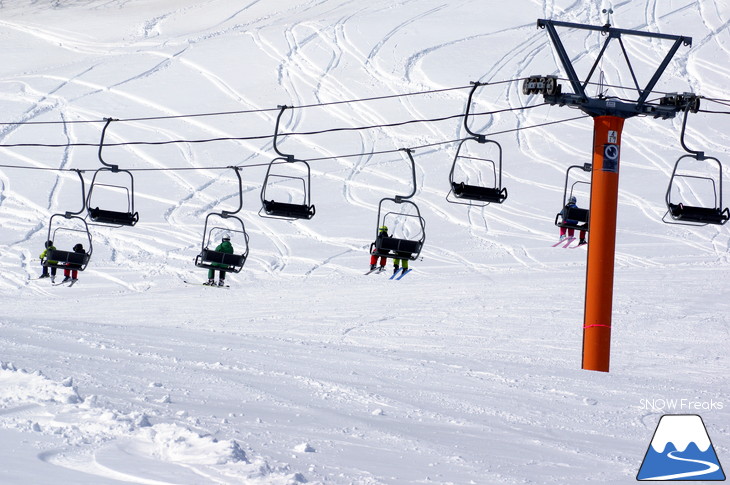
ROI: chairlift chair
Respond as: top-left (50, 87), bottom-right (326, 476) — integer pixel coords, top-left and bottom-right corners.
top-left (448, 137), bottom-right (508, 205)
top-left (555, 163), bottom-right (591, 232)
top-left (372, 149), bottom-right (426, 261)
top-left (447, 82), bottom-right (508, 206)
top-left (664, 154), bottom-right (729, 226)
top-left (663, 106), bottom-right (729, 226)
top-left (43, 221), bottom-right (93, 272)
top-left (259, 158), bottom-right (316, 220)
top-left (195, 167), bottom-right (251, 273)
top-left (372, 200), bottom-right (426, 261)
top-left (86, 118), bottom-right (139, 226)
top-left (42, 170), bottom-right (93, 272)
top-left (259, 105), bottom-right (315, 220)
top-left (194, 217), bottom-right (250, 274)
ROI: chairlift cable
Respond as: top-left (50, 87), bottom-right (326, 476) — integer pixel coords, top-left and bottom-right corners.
top-left (697, 109), bottom-right (730, 115)
top-left (292, 84), bottom-right (478, 110)
top-left (699, 96), bottom-right (730, 106)
top-left (0, 113), bottom-right (590, 172)
top-left (0, 104), bottom-right (548, 149)
top-left (300, 114), bottom-right (592, 162)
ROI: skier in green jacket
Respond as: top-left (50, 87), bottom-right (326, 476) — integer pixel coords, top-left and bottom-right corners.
top-left (205, 235), bottom-right (233, 286)
top-left (39, 240), bottom-right (58, 282)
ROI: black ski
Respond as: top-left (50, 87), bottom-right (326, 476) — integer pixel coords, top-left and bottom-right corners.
top-left (184, 280), bottom-right (230, 288)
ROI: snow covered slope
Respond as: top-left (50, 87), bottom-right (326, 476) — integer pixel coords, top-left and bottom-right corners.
top-left (0, 1), bottom-right (728, 483)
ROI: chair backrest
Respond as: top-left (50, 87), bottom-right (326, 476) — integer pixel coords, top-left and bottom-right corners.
top-left (564, 206), bottom-right (589, 223)
top-left (264, 201), bottom-right (314, 219)
top-left (89, 207), bottom-right (139, 226)
top-left (45, 249), bottom-right (89, 267)
top-left (201, 249), bottom-right (245, 267)
top-left (453, 183), bottom-right (507, 203)
top-left (378, 236), bottom-right (421, 255)
top-left (669, 203), bottom-right (728, 224)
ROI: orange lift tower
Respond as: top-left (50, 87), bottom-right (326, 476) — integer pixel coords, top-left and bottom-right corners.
top-left (525, 19), bottom-right (694, 372)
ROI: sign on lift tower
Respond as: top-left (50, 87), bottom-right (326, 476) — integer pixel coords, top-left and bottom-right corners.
top-left (526, 19), bottom-right (694, 372)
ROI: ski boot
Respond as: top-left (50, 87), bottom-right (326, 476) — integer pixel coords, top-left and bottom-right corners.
top-left (217, 280), bottom-right (225, 287)
top-left (204, 279), bottom-right (215, 286)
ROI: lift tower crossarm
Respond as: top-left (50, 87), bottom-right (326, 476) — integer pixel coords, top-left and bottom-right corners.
top-left (536, 19), bottom-right (692, 118)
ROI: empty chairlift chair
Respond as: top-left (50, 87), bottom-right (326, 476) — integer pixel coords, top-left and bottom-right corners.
top-left (449, 137), bottom-right (508, 205)
top-left (259, 159), bottom-right (316, 220)
top-left (447, 81), bottom-right (508, 206)
top-left (86, 118), bottom-right (140, 227)
top-left (663, 106), bottom-right (728, 226)
top-left (259, 105), bottom-right (315, 220)
top-left (665, 154), bottom-right (729, 225)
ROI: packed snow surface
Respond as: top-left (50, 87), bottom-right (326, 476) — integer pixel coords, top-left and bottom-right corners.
top-left (0, 0), bottom-right (728, 483)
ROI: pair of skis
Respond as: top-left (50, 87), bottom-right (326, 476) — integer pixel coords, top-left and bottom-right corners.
top-left (364, 267), bottom-right (412, 280)
top-left (390, 268), bottom-right (411, 280)
top-left (184, 280), bottom-right (230, 288)
top-left (552, 237), bottom-right (587, 249)
top-left (52, 279), bottom-right (78, 287)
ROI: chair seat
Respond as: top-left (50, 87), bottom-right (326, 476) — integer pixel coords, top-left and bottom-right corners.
top-left (263, 201), bottom-right (315, 220)
top-left (89, 207), bottom-right (139, 226)
top-left (195, 249), bottom-right (246, 273)
top-left (373, 237), bottom-right (421, 260)
top-left (43, 249), bottom-right (89, 270)
top-left (668, 203), bottom-right (729, 225)
top-left (452, 183), bottom-right (507, 203)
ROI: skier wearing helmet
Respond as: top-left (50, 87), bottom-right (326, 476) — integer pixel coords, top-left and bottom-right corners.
top-left (205, 234), bottom-right (234, 286)
top-left (61, 243), bottom-right (85, 284)
top-left (39, 240), bottom-right (58, 282)
top-left (368, 225), bottom-right (389, 271)
top-left (559, 195), bottom-right (587, 245)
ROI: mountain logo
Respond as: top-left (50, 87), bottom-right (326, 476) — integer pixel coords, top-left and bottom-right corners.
top-left (637, 414), bottom-right (726, 481)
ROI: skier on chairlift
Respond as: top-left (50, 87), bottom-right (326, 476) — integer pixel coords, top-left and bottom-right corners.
top-left (61, 243), bottom-right (85, 284)
top-left (392, 256), bottom-right (409, 276)
top-left (205, 234), bottom-right (233, 286)
top-left (39, 240), bottom-right (58, 282)
top-left (559, 195), bottom-right (587, 245)
top-left (369, 225), bottom-right (389, 271)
